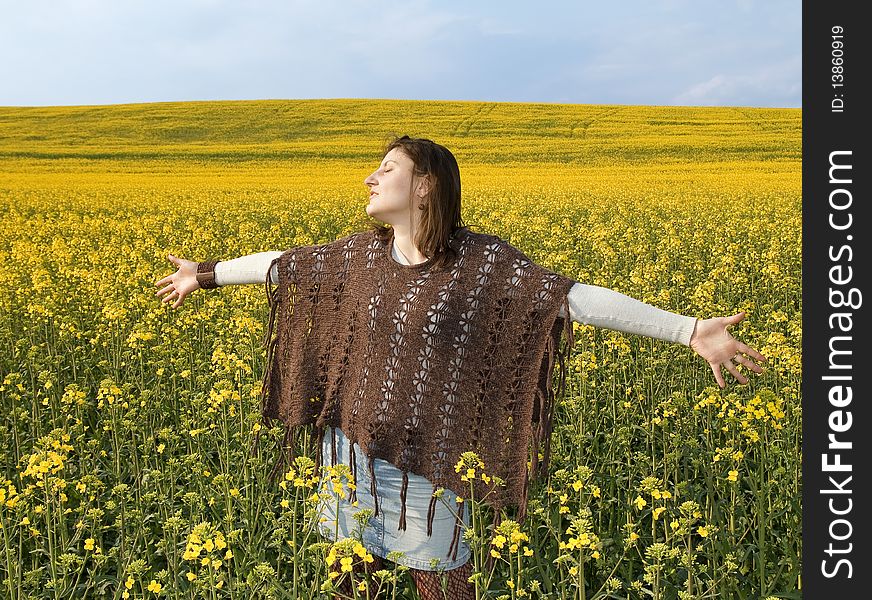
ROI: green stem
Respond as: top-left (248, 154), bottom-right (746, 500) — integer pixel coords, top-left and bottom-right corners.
top-left (43, 477), bottom-right (60, 600)
top-left (1, 510), bottom-right (16, 600)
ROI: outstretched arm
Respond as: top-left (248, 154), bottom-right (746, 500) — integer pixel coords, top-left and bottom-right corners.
top-left (154, 251), bottom-right (283, 309)
top-left (559, 282), bottom-right (766, 388)
top-left (214, 251), bottom-right (283, 286)
top-left (559, 282), bottom-right (697, 345)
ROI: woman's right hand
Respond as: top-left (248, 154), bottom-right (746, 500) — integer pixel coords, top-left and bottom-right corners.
top-left (154, 254), bottom-right (201, 309)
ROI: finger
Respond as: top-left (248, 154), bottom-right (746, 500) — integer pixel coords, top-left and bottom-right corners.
top-left (724, 361), bottom-right (749, 385)
top-left (173, 295), bottom-right (183, 309)
top-left (726, 311), bottom-right (745, 326)
top-left (161, 289), bottom-right (179, 304)
top-left (710, 363), bottom-right (725, 389)
top-left (737, 341), bottom-right (767, 362)
top-left (155, 283), bottom-right (174, 297)
top-left (155, 275), bottom-right (171, 287)
top-left (734, 354), bottom-right (764, 374)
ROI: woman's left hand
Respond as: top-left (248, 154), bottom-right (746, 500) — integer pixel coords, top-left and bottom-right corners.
top-left (689, 312), bottom-right (767, 388)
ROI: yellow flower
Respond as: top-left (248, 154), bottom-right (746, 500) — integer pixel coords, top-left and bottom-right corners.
top-left (84, 538), bottom-right (95, 551)
top-left (510, 530), bottom-right (528, 544)
top-left (340, 556), bottom-right (354, 573)
top-left (491, 548), bottom-right (501, 558)
top-left (727, 470), bottom-right (739, 482)
top-left (633, 495), bottom-right (647, 510)
top-left (125, 576), bottom-right (134, 589)
top-left (492, 535), bottom-right (506, 549)
top-left (697, 526), bottom-right (709, 538)
top-left (147, 580), bottom-right (162, 593)
top-left (186, 572), bottom-right (197, 581)
top-left (652, 507), bottom-right (666, 520)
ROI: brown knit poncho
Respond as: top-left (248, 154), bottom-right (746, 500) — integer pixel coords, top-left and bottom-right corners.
top-left (254, 225), bottom-right (576, 530)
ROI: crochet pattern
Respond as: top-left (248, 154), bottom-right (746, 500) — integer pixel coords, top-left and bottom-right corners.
top-left (252, 226), bottom-right (576, 554)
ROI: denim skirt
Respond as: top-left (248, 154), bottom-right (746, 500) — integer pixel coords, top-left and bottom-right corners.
top-left (314, 426), bottom-right (471, 571)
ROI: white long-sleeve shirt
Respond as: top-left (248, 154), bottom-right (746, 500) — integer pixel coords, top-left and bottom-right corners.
top-left (214, 246), bottom-right (698, 346)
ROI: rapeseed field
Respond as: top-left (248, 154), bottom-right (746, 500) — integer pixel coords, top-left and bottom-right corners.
top-left (0, 99), bottom-right (800, 599)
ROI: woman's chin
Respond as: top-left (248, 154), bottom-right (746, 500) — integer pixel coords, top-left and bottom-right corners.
top-left (365, 203), bottom-right (383, 219)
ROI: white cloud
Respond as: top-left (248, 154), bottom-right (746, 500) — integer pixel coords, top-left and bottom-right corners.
top-left (671, 55), bottom-right (801, 107)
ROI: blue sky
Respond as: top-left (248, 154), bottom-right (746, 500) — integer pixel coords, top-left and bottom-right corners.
top-left (1, 0), bottom-right (800, 108)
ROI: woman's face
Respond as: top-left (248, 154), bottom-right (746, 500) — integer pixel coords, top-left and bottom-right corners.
top-left (364, 148), bottom-right (427, 226)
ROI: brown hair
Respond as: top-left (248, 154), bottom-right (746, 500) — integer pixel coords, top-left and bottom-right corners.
top-left (367, 135), bottom-right (468, 271)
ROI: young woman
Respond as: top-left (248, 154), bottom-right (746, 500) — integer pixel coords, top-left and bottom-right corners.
top-left (155, 135), bottom-right (765, 599)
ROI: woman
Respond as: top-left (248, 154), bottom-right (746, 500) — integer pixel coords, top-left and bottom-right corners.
top-left (155, 135), bottom-right (765, 599)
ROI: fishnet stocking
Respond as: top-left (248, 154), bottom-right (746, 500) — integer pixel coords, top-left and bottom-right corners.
top-left (408, 560), bottom-right (475, 600)
top-left (332, 557), bottom-right (474, 600)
